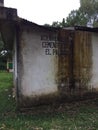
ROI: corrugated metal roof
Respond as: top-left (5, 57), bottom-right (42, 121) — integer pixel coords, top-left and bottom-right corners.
top-left (75, 26), bottom-right (98, 32)
top-left (64, 26), bottom-right (98, 32)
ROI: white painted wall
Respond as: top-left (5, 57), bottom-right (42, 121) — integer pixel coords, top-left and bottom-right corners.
top-left (19, 30), bottom-right (58, 97)
top-left (91, 33), bottom-right (98, 90)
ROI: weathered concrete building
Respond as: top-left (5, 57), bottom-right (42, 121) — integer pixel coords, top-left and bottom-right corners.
top-left (15, 24), bottom-right (98, 107)
top-left (1, 1), bottom-right (98, 108)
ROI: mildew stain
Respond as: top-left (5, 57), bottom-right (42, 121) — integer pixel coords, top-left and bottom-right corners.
top-left (57, 30), bottom-right (92, 95)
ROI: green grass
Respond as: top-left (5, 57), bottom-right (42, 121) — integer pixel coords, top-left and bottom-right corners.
top-left (0, 72), bottom-right (98, 130)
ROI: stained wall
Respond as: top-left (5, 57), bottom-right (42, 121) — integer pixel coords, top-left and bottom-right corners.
top-left (17, 25), bottom-right (59, 106)
top-left (16, 25), bottom-right (98, 107)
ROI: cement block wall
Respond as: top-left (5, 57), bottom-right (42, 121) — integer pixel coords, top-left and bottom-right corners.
top-left (16, 25), bottom-right (59, 106)
top-left (15, 24), bottom-right (98, 107)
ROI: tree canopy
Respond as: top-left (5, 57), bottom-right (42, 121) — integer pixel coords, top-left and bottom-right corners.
top-left (80, 0), bottom-right (98, 27)
top-left (50, 0), bottom-right (98, 27)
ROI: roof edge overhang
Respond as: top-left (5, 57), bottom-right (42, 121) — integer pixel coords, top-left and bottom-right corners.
top-left (75, 26), bottom-right (98, 32)
top-left (64, 26), bottom-right (98, 32)
top-left (17, 18), bottom-right (60, 32)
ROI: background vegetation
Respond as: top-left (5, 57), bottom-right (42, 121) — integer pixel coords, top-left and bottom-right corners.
top-left (45, 0), bottom-right (98, 27)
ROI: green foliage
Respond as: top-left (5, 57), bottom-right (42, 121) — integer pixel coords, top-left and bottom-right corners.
top-left (80, 0), bottom-right (98, 15)
top-left (0, 59), bottom-right (6, 70)
top-left (52, 21), bottom-right (61, 27)
top-left (51, 18), bottom-right (67, 27)
top-left (1, 72), bottom-right (98, 130)
top-left (66, 9), bottom-right (88, 26)
top-left (50, 0), bottom-right (98, 27)
top-left (66, 0), bottom-right (98, 27)
top-left (80, 0), bottom-right (98, 27)
top-left (0, 32), bottom-right (13, 70)
top-left (61, 18), bottom-right (66, 27)
top-left (0, 50), bottom-right (13, 70)
top-left (0, 30), bottom-right (13, 60)
top-left (0, 72), bottom-right (15, 113)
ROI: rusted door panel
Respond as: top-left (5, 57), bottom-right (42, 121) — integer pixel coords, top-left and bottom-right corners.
top-left (57, 30), bottom-right (74, 94)
top-left (74, 31), bottom-right (92, 92)
top-left (57, 30), bottom-right (92, 95)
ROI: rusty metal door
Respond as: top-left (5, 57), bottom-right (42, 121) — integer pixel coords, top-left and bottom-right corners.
top-left (74, 31), bottom-right (92, 92)
top-left (57, 30), bottom-right (92, 95)
top-left (57, 29), bottom-right (74, 94)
